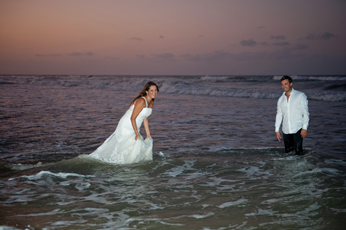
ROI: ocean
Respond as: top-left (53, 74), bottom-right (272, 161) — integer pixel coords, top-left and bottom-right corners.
top-left (0, 75), bottom-right (345, 229)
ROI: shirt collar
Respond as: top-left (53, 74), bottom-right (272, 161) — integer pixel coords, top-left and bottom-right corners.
top-left (282, 88), bottom-right (295, 96)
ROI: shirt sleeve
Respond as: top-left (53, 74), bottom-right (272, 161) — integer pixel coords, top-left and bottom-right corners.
top-left (275, 98), bottom-right (282, 132)
top-left (301, 93), bottom-right (309, 130)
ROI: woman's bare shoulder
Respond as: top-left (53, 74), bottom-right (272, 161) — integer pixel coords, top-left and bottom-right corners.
top-left (133, 97), bottom-right (146, 107)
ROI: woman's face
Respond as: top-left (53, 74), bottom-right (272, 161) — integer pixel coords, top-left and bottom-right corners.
top-left (146, 85), bottom-right (158, 99)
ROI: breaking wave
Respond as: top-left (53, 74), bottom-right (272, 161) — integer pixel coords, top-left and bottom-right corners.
top-left (273, 75), bottom-right (346, 81)
top-left (2, 75), bottom-right (346, 102)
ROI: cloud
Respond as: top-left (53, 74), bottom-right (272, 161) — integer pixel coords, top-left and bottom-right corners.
top-left (305, 34), bottom-right (315, 40)
top-left (180, 48), bottom-right (307, 63)
top-left (257, 26), bottom-right (265, 29)
top-left (36, 52), bottom-right (94, 57)
top-left (240, 39), bottom-right (257, 47)
top-left (151, 53), bottom-right (174, 60)
top-left (159, 35), bottom-right (164, 39)
top-left (292, 44), bottom-right (308, 50)
top-left (305, 32), bottom-right (335, 40)
top-left (272, 42), bottom-right (290, 46)
top-left (129, 37), bottom-right (143, 41)
top-left (35, 53), bottom-right (61, 57)
top-left (270, 35), bottom-right (286, 40)
top-left (320, 32), bottom-right (335, 40)
top-left (136, 54), bottom-right (145, 59)
top-left (66, 52), bottom-right (94, 56)
top-left (259, 42), bottom-right (269, 46)
top-left (105, 56), bottom-right (118, 60)
top-left (180, 50), bottom-right (235, 62)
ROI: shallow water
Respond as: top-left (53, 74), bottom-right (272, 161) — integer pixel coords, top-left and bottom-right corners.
top-left (1, 75), bottom-right (346, 229)
top-left (1, 150), bottom-right (346, 229)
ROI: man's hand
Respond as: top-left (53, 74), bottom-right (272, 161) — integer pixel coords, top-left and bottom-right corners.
top-left (301, 129), bottom-right (307, 138)
top-left (275, 132), bottom-right (281, 142)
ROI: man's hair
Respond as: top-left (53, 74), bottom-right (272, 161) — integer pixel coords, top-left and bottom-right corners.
top-left (281, 75), bottom-right (293, 83)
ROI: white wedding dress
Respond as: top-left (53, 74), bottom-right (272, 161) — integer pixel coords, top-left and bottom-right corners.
top-left (87, 97), bottom-right (153, 164)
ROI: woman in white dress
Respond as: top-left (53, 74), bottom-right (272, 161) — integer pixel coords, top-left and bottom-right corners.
top-left (88, 82), bottom-right (159, 164)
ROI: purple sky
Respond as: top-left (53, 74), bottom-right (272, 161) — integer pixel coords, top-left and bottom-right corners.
top-left (1, 0), bottom-right (345, 75)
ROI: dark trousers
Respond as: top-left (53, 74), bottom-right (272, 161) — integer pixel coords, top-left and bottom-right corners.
top-left (283, 129), bottom-right (303, 155)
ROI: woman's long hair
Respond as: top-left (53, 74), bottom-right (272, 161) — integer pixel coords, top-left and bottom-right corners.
top-left (130, 81), bottom-right (159, 105)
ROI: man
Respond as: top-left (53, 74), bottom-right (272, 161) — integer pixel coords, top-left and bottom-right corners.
top-left (275, 75), bottom-right (309, 155)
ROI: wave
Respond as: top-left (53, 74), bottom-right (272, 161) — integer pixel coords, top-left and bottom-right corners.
top-left (3, 75), bottom-right (345, 101)
top-left (159, 80), bottom-right (345, 101)
top-left (273, 75), bottom-right (346, 81)
top-left (308, 92), bottom-right (346, 101)
top-left (14, 170), bottom-right (95, 181)
top-left (200, 75), bottom-right (230, 80)
top-left (159, 80), bottom-right (281, 99)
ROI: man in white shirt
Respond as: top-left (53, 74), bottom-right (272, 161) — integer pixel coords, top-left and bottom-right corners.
top-left (275, 75), bottom-right (309, 155)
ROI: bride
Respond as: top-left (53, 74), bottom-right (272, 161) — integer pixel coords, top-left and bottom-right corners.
top-left (88, 81), bottom-right (159, 164)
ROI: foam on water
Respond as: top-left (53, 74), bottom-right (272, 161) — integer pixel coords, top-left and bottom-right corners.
top-left (1, 150), bottom-right (345, 229)
top-left (273, 75), bottom-right (346, 81)
top-left (218, 198), bottom-right (248, 208)
top-left (19, 170), bottom-right (94, 180)
top-left (200, 75), bottom-right (229, 80)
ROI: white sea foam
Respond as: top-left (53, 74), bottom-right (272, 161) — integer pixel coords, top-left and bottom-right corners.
top-left (292, 167), bottom-right (341, 178)
top-left (237, 166), bottom-right (271, 179)
top-left (325, 159), bottom-right (346, 167)
top-left (218, 198), bottom-right (248, 208)
top-left (9, 162), bottom-right (42, 170)
top-left (261, 198), bottom-right (282, 204)
top-left (75, 182), bottom-right (91, 191)
top-left (273, 75), bottom-right (346, 81)
top-left (189, 212), bottom-right (215, 219)
top-left (19, 171), bottom-right (94, 180)
top-left (200, 75), bottom-right (229, 80)
top-left (159, 79), bottom-right (345, 101)
top-left (51, 220), bottom-right (87, 226)
top-left (0, 226), bottom-right (21, 230)
top-left (331, 208), bottom-right (346, 213)
top-left (15, 209), bottom-right (61, 217)
top-left (245, 208), bottom-right (278, 217)
top-left (162, 160), bottom-right (196, 177)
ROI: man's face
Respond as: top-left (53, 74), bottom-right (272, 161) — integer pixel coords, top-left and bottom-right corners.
top-left (281, 79), bottom-right (292, 93)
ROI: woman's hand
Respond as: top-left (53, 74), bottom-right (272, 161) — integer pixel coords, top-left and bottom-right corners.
top-left (135, 133), bottom-right (141, 140)
top-left (131, 98), bottom-right (145, 141)
top-left (147, 134), bottom-right (152, 139)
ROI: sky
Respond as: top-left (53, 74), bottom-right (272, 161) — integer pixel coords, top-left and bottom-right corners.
top-left (1, 0), bottom-right (345, 75)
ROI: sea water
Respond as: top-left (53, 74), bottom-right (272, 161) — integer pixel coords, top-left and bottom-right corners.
top-left (0, 75), bottom-right (345, 229)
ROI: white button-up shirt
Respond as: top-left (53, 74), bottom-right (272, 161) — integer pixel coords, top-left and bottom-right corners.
top-left (275, 88), bottom-right (309, 134)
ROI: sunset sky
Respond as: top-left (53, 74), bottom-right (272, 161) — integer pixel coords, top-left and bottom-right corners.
top-left (1, 0), bottom-right (345, 75)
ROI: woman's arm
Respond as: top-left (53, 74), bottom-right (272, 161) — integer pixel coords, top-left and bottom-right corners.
top-left (143, 117), bottom-right (151, 139)
top-left (131, 98), bottom-right (145, 140)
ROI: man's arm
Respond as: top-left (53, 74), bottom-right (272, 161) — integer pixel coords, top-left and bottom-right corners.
top-left (275, 98), bottom-right (283, 142)
top-left (301, 93), bottom-right (309, 138)
top-left (301, 93), bottom-right (309, 130)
